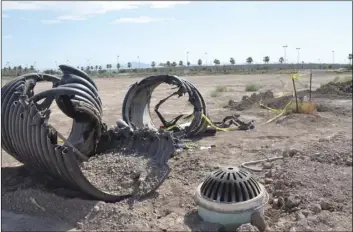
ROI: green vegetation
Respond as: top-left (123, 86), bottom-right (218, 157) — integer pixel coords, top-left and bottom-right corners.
top-left (210, 85), bottom-right (233, 97)
top-left (245, 84), bottom-right (260, 92)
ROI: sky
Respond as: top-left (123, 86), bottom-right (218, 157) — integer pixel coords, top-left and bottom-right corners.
top-left (1, 1), bottom-right (352, 70)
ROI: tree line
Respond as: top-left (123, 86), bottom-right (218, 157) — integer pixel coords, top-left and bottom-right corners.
top-left (2, 54), bottom-right (352, 76)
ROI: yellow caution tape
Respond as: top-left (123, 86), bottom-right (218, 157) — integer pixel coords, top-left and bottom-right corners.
top-left (259, 100), bottom-right (282, 113)
top-left (290, 73), bottom-right (301, 81)
top-left (262, 100), bottom-right (293, 125)
top-left (201, 114), bottom-right (234, 132)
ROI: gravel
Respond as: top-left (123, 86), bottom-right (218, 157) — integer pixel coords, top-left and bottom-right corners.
top-left (80, 152), bottom-right (169, 197)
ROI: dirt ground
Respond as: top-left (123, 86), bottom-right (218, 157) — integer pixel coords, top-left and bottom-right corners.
top-left (1, 71), bottom-right (352, 231)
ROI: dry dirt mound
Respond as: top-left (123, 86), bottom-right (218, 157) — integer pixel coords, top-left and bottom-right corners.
top-left (227, 90), bottom-right (275, 111)
top-left (316, 80), bottom-right (352, 97)
top-left (264, 158), bottom-right (352, 231)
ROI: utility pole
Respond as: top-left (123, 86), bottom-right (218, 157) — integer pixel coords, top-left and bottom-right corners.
top-left (332, 50), bottom-right (335, 64)
top-left (186, 51), bottom-right (189, 65)
top-left (296, 48), bottom-right (300, 64)
top-left (117, 55), bottom-right (119, 65)
top-left (205, 52), bottom-right (208, 66)
top-left (283, 45), bottom-right (288, 64)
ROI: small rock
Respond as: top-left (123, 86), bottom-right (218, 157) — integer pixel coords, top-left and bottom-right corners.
top-left (272, 198), bottom-right (280, 209)
top-left (320, 200), bottom-right (333, 211)
top-left (264, 178), bottom-right (274, 184)
top-left (311, 204), bottom-right (322, 214)
top-left (93, 205), bottom-right (100, 212)
top-left (295, 211), bottom-right (306, 221)
top-left (265, 169), bottom-right (273, 178)
top-left (262, 162), bottom-right (273, 169)
top-left (286, 195), bottom-right (301, 208)
top-left (274, 180), bottom-right (285, 190)
top-left (289, 227), bottom-right (297, 232)
top-left (345, 160), bottom-right (352, 166)
top-left (251, 211), bottom-right (266, 232)
top-left (289, 150), bottom-right (298, 157)
top-left (76, 222), bottom-right (84, 229)
top-left (236, 223), bottom-right (260, 232)
top-left (278, 197), bottom-right (285, 207)
top-left (282, 150), bottom-right (289, 158)
top-left (301, 210), bottom-right (310, 217)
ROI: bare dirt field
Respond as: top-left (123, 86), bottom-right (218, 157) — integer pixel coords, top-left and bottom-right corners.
top-left (2, 71), bottom-right (352, 231)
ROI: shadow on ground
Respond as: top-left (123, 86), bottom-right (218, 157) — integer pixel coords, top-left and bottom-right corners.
top-left (1, 166), bottom-right (98, 231)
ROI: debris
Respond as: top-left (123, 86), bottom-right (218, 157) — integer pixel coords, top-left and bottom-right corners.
top-left (236, 223), bottom-right (260, 232)
top-left (310, 204), bottom-right (322, 214)
top-left (30, 197), bottom-right (45, 211)
top-left (295, 211), bottom-right (306, 221)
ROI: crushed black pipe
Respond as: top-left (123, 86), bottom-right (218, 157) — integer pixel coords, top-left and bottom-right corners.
top-left (1, 66), bottom-right (174, 202)
top-left (122, 75), bottom-right (210, 138)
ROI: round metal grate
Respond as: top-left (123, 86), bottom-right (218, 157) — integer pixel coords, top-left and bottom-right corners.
top-left (200, 167), bottom-right (262, 203)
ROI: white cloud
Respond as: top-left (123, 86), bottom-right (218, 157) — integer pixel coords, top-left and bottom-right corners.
top-left (112, 16), bottom-right (174, 24)
top-left (2, 14), bottom-right (9, 18)
top-left (41, 19), bottom-right (61, 24)
top-left (3, 35), bottom-right (13, 39)
top-left (3, 1), bottom-right (190, 23)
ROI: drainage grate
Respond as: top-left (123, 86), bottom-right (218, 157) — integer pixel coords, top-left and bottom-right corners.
top-left (200, 167), bottom-right (262, 203)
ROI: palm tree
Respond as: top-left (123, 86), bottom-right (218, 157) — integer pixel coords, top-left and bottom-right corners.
top-left (187, 61), bottom-right (190, 66)
top-left (30, 65), bottom-right (34, 71)
top-left (117, 63), bottom-right (120, 71)
top-left (198, 59), bottom-right (202, 66)
top-left (151, 61), bottom-right (156, 68)
top-left (24, 67), bottom-right (28, 73)
top-left (95, 65), bottom-right (98, 71)
top-left (81, 66), bottom-right (84, 71)
top-left (348, 54), bottom-right (352, 65)
top-left (18, 66), bottom-right (22, 74)
top-left (90, 66), bottom-right (94, 70)
top-left (127, 62), bottom-right (132, 69)
top-left (279, 57), bottom-right (284, 64)
top-left (179, 61), bottom-right (183, 66)
top-left (99, 66), bottom-right (102, 70)
top-left (263, 56), bottom-right (270, 64)
top-left (166, 61), bottom-right (171, 68)
top-left (213, 59), bottom-right (220, 65)
top-left (230, 57), bottom-right (235, 65)
top-left (86, 66), bottom-right (90, 72)
top-left (171, 61), bottom-right (177, 67)
top-left (246, 57), bottom-right (253, 64)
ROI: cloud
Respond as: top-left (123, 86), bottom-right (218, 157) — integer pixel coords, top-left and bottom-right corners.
top-left (2, 14), bottom-right (9, 18)
top-left (41, 19), bottom-right (61, 24)
top-left (3, 1), bottom-right (190, 23)
top-left (3, 35), bottom-right (13, 39)
top-left (112, 16), bottom-right (174, 24)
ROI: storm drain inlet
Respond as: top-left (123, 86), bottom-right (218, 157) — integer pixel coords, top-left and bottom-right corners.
top-left (194, 167), bottom-right (268, 227)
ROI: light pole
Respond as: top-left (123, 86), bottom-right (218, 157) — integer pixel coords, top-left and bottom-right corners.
top-left (117, 55), bottom-right (119, 65)
top-left (186, 51), bottom-right (189, 65)
top-left (33, 61), bottom-right (36, 70)
top-left (283, 45), bottom-right (288, 64)
top-left (205, 52), bottom-right (208, 66)
top-left (296, 48), bottom-right (300, 64)
top-left (332, 50), bottom-right (335, 64)
top-left (137, 56), bottom-right (140, 69)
